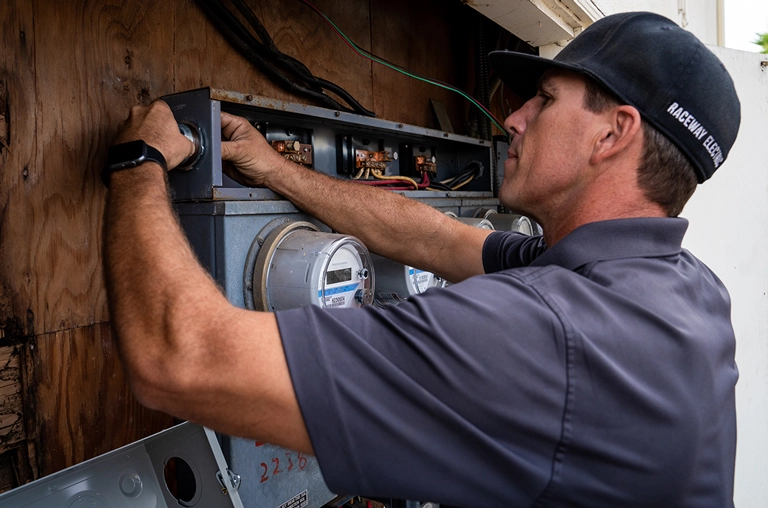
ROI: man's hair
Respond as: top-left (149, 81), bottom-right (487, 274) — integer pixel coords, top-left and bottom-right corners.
top-left (582, 77), bottom-right (698, 217)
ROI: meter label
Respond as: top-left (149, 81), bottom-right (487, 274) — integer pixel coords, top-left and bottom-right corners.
top-left (276, 490), bottom-right (308, 508)
top-left (409, 268), bottom-right (436, 293)
top-left (376, 293), bottom-right (407, 304)
top-left (319, 283), bottom-right (359, 308)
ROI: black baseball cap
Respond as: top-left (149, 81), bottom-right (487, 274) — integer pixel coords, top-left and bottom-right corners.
top-left (489, 12), bottom-right (740, 183)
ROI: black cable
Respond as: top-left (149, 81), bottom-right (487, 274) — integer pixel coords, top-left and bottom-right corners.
top-left (209, 0), bottom-right (375, 116)
top-left (229, 0), bottom-right (321, 85)
top-left (429, 161), bottom-right (483, 191)
top-left (428, 181), bottom-right (453, 191)
top-left (198, 0), bottom-right (353, 112)
top-left (234, 2), bottom-right (376, 116)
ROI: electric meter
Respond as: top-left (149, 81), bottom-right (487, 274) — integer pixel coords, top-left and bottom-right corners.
top-left (246, 221), bottom-right (374, 311)
top-left (454, 216), bottom-right (495, 230)
top-left (443, 211), bottom-right (495, 231)
top-left (371, 254), bottom-right (443, 306)
top-left (472, 208), bottom-right (542, 235)
top-left (438, 213), bottom-right (496, 288)
top-left (478, 209), bottom-right (534, 235)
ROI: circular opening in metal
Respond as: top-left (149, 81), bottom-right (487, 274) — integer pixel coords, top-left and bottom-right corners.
top-left (164, 456), bottom-right (197, 504)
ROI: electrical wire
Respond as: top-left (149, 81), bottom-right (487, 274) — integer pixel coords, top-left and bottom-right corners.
top-left (430, 160), bottom-right (484, 191)
top-left (196, 0), bottom-right (375, 116)
top-left (298, 0), bottom-right (506, 133)
top-left (449, 175), bottom-right (474, 190)
top-left (355, 179), bottom-right (406, 186)
top-left (371, 172), bottom-right (419, 189)
top-left (352, 171), bottom-right (430, 191)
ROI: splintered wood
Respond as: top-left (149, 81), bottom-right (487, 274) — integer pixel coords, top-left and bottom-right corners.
top-left (0, 346), bottom-right (24, 450)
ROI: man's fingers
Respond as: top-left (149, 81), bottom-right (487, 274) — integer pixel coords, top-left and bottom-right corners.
top-left (220, 140), bottom-right (248, 165)
top-left (221, 141), bottom-right (233, 161)
top-left (220, 111), bottom-right (252, 141)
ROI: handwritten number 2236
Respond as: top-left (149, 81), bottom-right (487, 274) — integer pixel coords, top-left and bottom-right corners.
top-left (260, 452), bottom-right (308, 483)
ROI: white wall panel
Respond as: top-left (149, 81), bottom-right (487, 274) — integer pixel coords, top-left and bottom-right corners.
top-left (681, 47), bottom-right (768, 508)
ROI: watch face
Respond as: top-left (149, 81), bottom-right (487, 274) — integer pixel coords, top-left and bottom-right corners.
top-left (107, 140), bottom-right (147, 167)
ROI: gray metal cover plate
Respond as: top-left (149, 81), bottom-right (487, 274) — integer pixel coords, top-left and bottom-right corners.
top-left (0, 422), bottom-right (243, 508)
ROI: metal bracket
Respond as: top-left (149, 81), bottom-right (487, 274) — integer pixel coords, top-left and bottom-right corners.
top-left (216, 469), bottom-right (242, 495)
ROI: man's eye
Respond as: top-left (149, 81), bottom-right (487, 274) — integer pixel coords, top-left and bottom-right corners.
top-left (537, 92), bottom-right (552, 103)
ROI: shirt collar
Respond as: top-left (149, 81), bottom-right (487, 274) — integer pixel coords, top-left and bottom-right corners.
top-left (529, 217), bottom-right (689, 271)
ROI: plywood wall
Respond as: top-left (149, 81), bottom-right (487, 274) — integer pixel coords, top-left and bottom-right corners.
top-left (0, 0), bottom-right (508, 485)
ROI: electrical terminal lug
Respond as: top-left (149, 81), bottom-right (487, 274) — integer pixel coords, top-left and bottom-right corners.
top-left (414, 155), bottom-right (437, 174)
top-left (354, 150), bottom-right (394, 171)
top-left (271, 139), bottom-right (314, 166)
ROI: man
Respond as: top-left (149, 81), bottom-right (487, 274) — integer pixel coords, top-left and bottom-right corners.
top-left (103, 12), bottom-right (740, 507)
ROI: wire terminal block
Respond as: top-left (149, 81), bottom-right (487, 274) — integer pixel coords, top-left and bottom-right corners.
top-left (271, 139), bottom-right (313, 166)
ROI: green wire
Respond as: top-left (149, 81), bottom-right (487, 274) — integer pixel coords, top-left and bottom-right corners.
top-left (319, 10), bottom-right (507, 133)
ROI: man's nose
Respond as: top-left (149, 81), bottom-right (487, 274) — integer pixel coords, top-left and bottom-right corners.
top-left (503, 97), bottom-right (535, 138)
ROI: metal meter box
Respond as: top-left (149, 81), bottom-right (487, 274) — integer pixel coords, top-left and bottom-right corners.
top-left (0, 423), bottom-right (243, 508)
top-left (161, 88), bottom-right (518, 507)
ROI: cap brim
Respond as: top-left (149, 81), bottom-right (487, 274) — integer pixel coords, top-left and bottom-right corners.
top-left (489, 50), bottom-right (582, 101)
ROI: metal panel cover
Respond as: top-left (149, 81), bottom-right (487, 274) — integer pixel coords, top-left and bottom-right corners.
top-left (0, 422), bottom-right (243, 508)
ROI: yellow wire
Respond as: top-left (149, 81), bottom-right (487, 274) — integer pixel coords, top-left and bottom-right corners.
top-left (371, 172), bottom-right (419, 189)
top-left (450, 175), bottom-right (474, 190)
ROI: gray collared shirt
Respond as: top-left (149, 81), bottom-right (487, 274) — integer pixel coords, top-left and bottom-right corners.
top-left (278, 217), bottom-right (737, 507)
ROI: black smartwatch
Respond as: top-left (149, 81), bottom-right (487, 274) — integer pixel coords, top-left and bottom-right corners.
top-left (102, 140), bottom-right (168, 187)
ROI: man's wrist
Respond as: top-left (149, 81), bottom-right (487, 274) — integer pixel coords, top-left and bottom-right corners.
top-left (264, 155), bottom-right (298, 191)
top-left (103, 140), bottom-right (168, 188)
top-left (109, 160), bottom-right (167, 188)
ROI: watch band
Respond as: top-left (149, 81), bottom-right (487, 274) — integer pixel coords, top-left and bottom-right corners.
top-left (102, 140), bottom-right (168, 188)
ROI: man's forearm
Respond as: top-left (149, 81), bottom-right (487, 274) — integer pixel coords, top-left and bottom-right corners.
top-left (220, 112), bottom-right (489, 282)
top-left (262, 156), bottom-right (493, 282)
top-left (104, 164), bottom-right (225, 384)
top-left (264, 158), bottom-right (457, 274)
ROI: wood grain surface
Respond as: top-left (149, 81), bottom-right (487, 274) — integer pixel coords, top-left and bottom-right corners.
top-left (0, 0), bottom-right (37, 341)
top-left (371, 0), bottom-right (473, 129)
top-left (32, 322), bottom-right (174, 474)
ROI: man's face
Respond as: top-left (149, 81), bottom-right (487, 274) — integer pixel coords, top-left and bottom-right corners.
top-left (499, 70), bottom-right (604, 221)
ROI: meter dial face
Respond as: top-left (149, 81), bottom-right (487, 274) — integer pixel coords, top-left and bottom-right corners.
top-left (408, 267), bottom-right (442, 294)
top-left (319, 242), bottom-right (372, 308)
top-left (249, 221), bottom-right (374, 311)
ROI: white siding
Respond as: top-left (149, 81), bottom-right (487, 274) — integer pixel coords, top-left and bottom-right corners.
top-left (596, 0), bottom-right (719, 43)
top-left (682, 47), bottom-right (768, 508)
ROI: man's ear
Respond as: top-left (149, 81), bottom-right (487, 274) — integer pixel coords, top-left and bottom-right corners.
top-left (590, 105), bottom-right (643, 165)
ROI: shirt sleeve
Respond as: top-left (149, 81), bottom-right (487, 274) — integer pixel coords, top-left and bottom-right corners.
top-left (482, 231), bottom-right (547, 273)
top-left (275, 272), bottom-right (568, 507)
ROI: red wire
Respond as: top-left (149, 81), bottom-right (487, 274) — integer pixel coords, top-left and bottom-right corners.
top-left (353, 179), bottom-right (404, 186)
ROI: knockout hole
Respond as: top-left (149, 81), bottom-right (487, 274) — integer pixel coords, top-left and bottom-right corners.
top-left (164, 456), bottom-right (197, 505)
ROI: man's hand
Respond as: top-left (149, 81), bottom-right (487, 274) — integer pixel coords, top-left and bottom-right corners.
top-left (113, 100), bottom-right (195, 170)
top-left (220, 111), bottom-right (290, 188)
